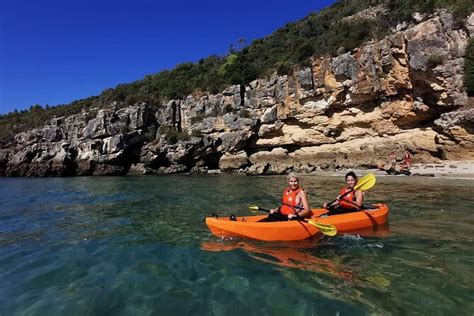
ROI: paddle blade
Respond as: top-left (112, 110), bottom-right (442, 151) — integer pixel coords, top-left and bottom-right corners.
top-left (307, 220), bottom-right (337, 236)
top-left (354, 173), bottom-right (376, 192)
top-left (248, 205), bottom-right (260, 213)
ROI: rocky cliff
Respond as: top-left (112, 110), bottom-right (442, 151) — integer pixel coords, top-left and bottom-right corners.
top-left (1, 11), bottom-right (473, 176)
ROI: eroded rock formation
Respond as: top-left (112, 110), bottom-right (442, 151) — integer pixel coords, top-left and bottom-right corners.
top-left (1, 11), bottom-right (473, 176)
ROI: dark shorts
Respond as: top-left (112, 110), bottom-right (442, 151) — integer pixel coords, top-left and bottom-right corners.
top-left (258, 213), bottom-right (302, 222)
top-left (326, 204), bottom-right (377, 216)
top-left (326, 207), bottom-right (357, 216)
top-left (258, 213), bottom-right (286, 222)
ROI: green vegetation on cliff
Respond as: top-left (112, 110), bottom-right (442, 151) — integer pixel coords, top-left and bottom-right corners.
top-left (1, 0), bottom-right (473, 145)
top-left (0, 97), bottom-right (98, 147)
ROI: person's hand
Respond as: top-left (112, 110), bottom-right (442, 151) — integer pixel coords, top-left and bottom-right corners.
top-left (323, 203), bottom-right (328, 208)
top-left (270, 208), bottom-right (276, 214)
top-left (288, 214), bottom-right (297, 220)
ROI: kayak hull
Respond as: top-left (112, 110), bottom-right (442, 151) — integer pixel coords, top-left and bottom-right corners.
top-left (316, 203), bottom-right (389, 233)
top-left (205, 203), bottom-right (389, 241)
top-left (206, 215), bottom-right (319, 241)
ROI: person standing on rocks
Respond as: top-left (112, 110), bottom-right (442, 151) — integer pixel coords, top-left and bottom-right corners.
top-left (389, 152), bottom-right (397, 169)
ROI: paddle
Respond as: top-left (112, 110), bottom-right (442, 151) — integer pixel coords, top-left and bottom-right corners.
top-left (248, 205), bottom-right (337, 236)
top-left (325, 173), bottom-right (376, 209)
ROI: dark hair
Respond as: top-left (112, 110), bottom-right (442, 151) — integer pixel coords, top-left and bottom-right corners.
top-left (345, 171), bottom-right (358, 181)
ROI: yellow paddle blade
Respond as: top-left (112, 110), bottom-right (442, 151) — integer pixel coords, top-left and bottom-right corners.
top-left (248, 205), bottom-right (260, 213)
top-left (307, 220), bottom-right (337, 236)
top-left (354, 173), bottom-right (376, 192)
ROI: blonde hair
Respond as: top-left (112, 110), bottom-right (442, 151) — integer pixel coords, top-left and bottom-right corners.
top-left (287, 172), bottom-right (299, 181)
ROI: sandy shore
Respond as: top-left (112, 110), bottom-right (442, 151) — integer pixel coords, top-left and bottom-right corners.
top-left (312, 160), bottom-right (474, 179)
top-left (407, 160), bottom-right (474, 178)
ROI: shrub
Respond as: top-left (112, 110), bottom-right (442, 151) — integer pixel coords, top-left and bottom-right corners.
top-left (190, 129), bottom-right (203, 138)
top-left (83, 110), bottom-right (97, 123)
top-left (190, 113), bottom-right (205, 125)
top-left (240, 109), bottom-right (251, 118)
top-left (119, 125), bottom-right (131, 134)
top-left (223, 104), bottom-right (237, 114)
top-left (426, 53), bottom-right (443, 69)
top-left (276, 61), bottom-right (293, 76)
top-left (160, 126), bottom-right (190, 144)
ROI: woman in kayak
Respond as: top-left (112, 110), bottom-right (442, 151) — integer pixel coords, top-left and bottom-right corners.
top-left (323, 171), bottom-right (363, 215)
top-left (262, 172), bottom-right (311, 222)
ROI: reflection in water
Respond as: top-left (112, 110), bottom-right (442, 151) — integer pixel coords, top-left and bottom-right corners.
top-left (201, 239), bottom-right (354, 280)
top-left (202, 224), bottom-right (391, 285)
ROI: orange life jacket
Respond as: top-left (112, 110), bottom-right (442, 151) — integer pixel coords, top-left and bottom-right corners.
top-left (339, 187), bottom-right (358, 210)
top-left (280, 187), bottom-right (302, 216)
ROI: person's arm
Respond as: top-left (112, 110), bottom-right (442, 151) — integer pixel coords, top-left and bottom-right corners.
top-left (292, 190), bottom-right (310, 218)
top-left (354, 190), bottom-right (363, 208)
top-left (323, 195), bottom-right (341, 209)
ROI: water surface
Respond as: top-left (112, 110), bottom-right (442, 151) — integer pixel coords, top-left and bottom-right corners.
top-left (0, 175), bottom-right (473, 315)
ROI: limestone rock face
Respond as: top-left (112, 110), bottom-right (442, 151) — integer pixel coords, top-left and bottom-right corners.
top-left (1, 105), bottom-right (155, 176)
top-left (434, 108), bottom-right (474, 159)
top-left (0, 11), bottom-right (472, 176)
top-left (219, 151), bottom-right (249, 171)
top-left (248, 148), bottom-right (291, 175)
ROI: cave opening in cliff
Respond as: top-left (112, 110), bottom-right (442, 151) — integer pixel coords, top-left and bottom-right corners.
top-left (201, 153), bottom-right (221, 170)
top-left (149, 154), bottom-right (172, 169)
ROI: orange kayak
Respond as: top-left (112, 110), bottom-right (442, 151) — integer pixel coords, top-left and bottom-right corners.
top-left (205, 203), bottom-right (389, 241)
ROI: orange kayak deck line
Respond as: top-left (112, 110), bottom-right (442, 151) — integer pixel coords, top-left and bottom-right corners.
top-left (205, 203), bottom-right (389, 241)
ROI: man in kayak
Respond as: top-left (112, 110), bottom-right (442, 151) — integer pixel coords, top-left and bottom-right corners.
top-left (261, 172), bottom-right (311, 222)
top-left (323, 171), bottom-right (363, 215)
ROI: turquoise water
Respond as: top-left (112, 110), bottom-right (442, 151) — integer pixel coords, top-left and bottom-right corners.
top-left (0, 175), bottom-right (473, 315)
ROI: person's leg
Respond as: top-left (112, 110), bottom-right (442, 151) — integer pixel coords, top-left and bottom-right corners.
top-left (325, 206), bottom-right (344, 216)
top-left (258, 213), bottom-right (284, 222)
top-left (326, 207), bottom-right (357, 216)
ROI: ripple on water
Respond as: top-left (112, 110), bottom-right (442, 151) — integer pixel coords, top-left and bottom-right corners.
top-left (0, 175), bottom-right (473, 315)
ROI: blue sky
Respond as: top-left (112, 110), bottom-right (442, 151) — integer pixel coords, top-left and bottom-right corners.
top-left (0, 0), bottom-right (336, 115)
